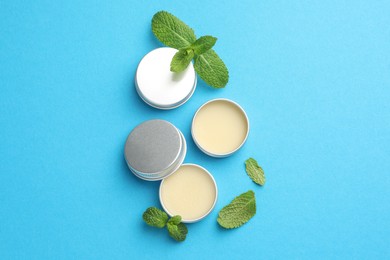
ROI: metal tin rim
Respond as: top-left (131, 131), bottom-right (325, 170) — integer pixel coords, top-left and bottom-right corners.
top-left (135, 76), bottom-right (197, 110)
top-left (134, 48), bottom-right (197, 110)
top-left (191, 98), bottom-right (250, 158)
top-left (159, 163), bottom-right (218, 223)
top-left (124, 121), bottom-right (187, 181)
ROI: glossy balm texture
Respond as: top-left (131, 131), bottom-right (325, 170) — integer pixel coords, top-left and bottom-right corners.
top-left (192, 99), bottom-right (249, 157)
top-left (160, 164), bottom-right (217, 223)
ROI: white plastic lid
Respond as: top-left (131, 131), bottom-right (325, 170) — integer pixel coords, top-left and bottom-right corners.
top-left (135, 47), bottom-right (197, 109)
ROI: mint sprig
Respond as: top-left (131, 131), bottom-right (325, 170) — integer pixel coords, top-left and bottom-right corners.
top-left (142, 207), bottom-right (168, 228)
top-left (194, 49), bottom-right (229, 88)
top-left (142, 207), bottom-right (188, 242)
top-left (217, 190), bottom-right (256, 229)
top-left (167, 215), bottom-right (182, 226)
top-left (152, 11), bottom-right (229, 88)
top-left (245, 158), bottom-right (266, 186)
top-left (170, 49), bottom-right (194, 72)
top-left (167, 216), bottom-right (188, 242)
top-left (190, 36), bottom-right (217, 55)
top-left (152, 11), bottom-right (196, 49)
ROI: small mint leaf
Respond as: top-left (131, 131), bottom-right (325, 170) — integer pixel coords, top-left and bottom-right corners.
top-left (190, 36), bottom-right (217, 55)
top-left (152, 11), bottom-right (196, 49)
top-left (217, 190), bottom-right (256, 229)
top-left (245, 158), bottom-right (266, 186)
top-left (194, 49), bottom-right (229, 88)
top-left (170, 49), bottom-right (194, 72)
top-left (167, 222), bottom-right (188, 242)
top-left (142, 207), bottom-right (168, 228)
top-left (167, 215), bottom-right (182, 225)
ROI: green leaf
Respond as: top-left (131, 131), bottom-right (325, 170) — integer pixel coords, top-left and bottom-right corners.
top-left (245, 158), bottom-right (266, 186)
top-left (170, 49), bottom-right (194, 72)
top-left (167, 215), bottom-right (182, 226)
top-left (142, 207), bottom-right (168, 228)
top-left (152, 11), bottom-right (196, 49)
top-left (190, 36), bottom-right (217, 55)
top-left (194, 49), bottom-right (229, 88)
top-left (167, 222), bottom-right (188, 242)
top-left (217, 190), bottom-right (256, 229)
top-left (151, 11), bottom-right (229, 89)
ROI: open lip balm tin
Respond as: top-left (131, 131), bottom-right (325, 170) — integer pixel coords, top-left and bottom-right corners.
top-left (124, 119), bottom-right (218, 222)
top-left (159, 163), bottom-right (218, 223)
top-left (135, 47), bottom-right (197, 109)
top-left (191, 98), bottom-right (250, 157)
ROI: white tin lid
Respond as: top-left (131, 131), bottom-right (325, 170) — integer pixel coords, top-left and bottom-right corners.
top-left (135, 47), bottom-right (197, 109)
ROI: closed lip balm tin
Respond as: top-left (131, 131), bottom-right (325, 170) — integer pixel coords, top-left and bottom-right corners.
top-left (124, 119), bottom-right (186, 181)
top-left (135, 47), bottom-right (197, 109)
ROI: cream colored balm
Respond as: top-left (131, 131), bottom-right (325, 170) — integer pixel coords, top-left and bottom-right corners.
top-left (160, 164), bottom-right (217, 223)
top-left (192, 99), bottom-right (249, 157)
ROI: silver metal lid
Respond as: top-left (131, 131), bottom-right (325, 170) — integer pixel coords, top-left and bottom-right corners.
top-left (124, 119), bottom-right (186, 181)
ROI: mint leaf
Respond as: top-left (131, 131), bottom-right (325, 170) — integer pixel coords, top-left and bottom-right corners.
top-left (194, 49), bottom-right (229, 88)
top-left (167, 215), bottom-right (182, 225)
top-left (151, 11), bottom-right (229, 88)
top-left (170, 49), bottom-right (194, 72)
top-left (152, 11), bottom-right (196, 49)
top-left (142, 207), bottom-right (168, 228)
top-left (245, 158), bottom-right (266, 186)
top-left (190, 36), bottom-right (217, 55)
top-left (217, 190), bottom-right (256, 229)
top-left (167, 222), bottom-right (188, 242)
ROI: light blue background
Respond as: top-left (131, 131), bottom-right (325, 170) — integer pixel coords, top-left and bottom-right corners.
top-left (1, 0), bottom-right (389, 259)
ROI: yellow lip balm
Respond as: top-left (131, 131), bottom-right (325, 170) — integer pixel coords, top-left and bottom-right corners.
top-left (192, 98), bottom-right (249, 157)
top-left (159, 164), bottom-right (217, 223)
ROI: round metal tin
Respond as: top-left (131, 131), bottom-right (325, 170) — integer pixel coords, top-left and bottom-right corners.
top-left (124, 119), bottom-right (186, 181)
top-left (135, 47), bottom-right (197, 110)
top-left (191, 98), bottom-right (250, 158)
top-left (159, 163), bottom-right (218, 223)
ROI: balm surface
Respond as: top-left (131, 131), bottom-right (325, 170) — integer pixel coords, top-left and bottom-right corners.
top-left (192, 99), bottom-right (249, 155)
top-left (160, 164), bottom-right (217, 222)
